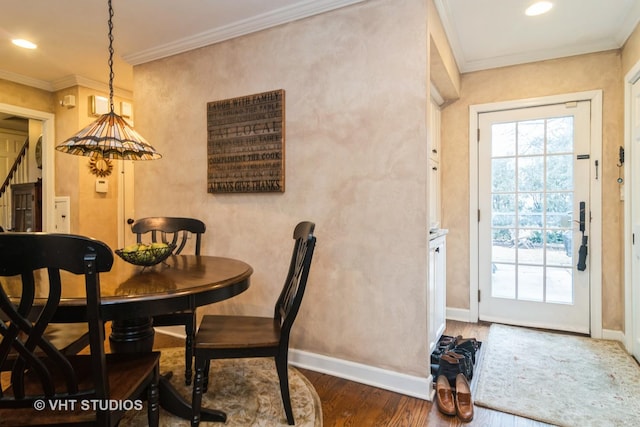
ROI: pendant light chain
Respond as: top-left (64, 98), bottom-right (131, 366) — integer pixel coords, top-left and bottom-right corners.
top-left (107, 0), bottom-right (115, 113)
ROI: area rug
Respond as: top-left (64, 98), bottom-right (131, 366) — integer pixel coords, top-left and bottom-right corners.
top-left (122, 347), bottom-right (322, 426)
top-left (474, 324), bottom-right (640, 427)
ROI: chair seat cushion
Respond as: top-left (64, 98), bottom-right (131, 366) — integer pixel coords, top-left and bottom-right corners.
top-left (196, 315), bottom-right (280, 349)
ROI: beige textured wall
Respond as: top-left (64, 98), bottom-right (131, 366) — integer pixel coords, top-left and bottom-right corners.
top-left (0, 80), bottom-right (54, 112)
top-left (442, 50), bottom-right (624, 330)
top-left (53, 86), bottom-right (126, 248)
top-left (133, 0), bottom-right (431, 376)
top-left (75, 86), bottom-right (120, 248)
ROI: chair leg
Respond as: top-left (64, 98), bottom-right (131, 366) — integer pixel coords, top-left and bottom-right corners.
top-left (191, 356), bottom-right (207, 427)
top-left (148, 365), bottom-right (160, 427)
top-left (185, 316), bottom-right (195, 385)
top-left (202, 359), bottom-right (210, 393)
top-left (275, 355), bottom-right (295, 425)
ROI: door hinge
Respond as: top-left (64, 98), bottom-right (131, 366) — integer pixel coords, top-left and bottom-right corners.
top-left (478, 289), bottom-right (481, 302)
top-left (477, 128), bottom-right (480, 142)
top-left (478, 209), bottom-right (480, 222)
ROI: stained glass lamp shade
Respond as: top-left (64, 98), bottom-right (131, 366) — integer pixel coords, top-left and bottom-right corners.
top-left (56, 111), bottom-right (161, 160)
top-left (56, 0), bottom-right (161, 161)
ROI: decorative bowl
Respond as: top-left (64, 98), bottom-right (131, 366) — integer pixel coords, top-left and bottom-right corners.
top-left (115, 243), bottom-right (176, 267)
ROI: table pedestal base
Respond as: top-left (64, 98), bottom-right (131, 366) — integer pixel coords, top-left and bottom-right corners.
top-left (159, 371), bottom-right (226, 422)
top-left (109, 317), bottom-right (226, 422)
top-left (110, 317), bottom-right (155, 353)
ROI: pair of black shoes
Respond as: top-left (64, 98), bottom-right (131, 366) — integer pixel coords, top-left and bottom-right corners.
top-left (432, 335), bottom-right (480, 387)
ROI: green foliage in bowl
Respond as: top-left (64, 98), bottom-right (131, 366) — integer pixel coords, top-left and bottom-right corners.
top-left (115, 242), bottom-right (176, 266)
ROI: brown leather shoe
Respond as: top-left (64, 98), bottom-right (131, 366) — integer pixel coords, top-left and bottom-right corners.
top-left (455, 373), bottom-right (474, 422)
top-left (435, 375), bottom-right (456, 416)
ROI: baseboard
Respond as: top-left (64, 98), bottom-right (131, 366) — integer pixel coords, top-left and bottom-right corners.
top-left (446, 307), bottom-right (472, 322)
top-left (154, 328), bottom-right (434, 400)
top-left (602, 328), bottom-right (625, 344)
top-left (154, 326), bottom-right (185, 338)
top-left (288, 349), bottom-right (433, 401)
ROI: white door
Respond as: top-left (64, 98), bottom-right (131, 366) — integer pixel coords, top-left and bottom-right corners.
top-left (478, 101), bottom-right (592, 333)
top-left (631, 77), bottom-right (640, 360)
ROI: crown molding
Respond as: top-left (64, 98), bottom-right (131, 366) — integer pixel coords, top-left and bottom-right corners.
top-left (460, 41), bottom-right (619, 73)
top-left (123, 0), bottom-right (365, 66)
top-left (0, 70), bottom-right (132, 98)
top-left (51, 75), bottom-right (133, 99)
top-left (0, 69), bottom-right (54, 92)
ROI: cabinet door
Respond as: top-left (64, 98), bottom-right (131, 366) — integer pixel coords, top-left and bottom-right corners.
top-left (12, 190), bottom-right (31, 231)
top-left (428, 244), bottom-right (437, 352)
top-left (428, 235), bottom-right (447, 353)
top-left (430, 160), bottom-right (440, 229)
top-left (429, 98), bottom-right (441, 163)
top-left (433, 239), bottom-right (446, 341)
top-left (11, 182), bottom-right (41, 232)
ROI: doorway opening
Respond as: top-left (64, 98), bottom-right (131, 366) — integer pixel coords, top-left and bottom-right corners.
top-left (0, 103), bottom-right (55, 231)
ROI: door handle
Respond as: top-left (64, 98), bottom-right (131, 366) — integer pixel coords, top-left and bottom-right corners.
top-left (577, 202), bottom-right (587, 271)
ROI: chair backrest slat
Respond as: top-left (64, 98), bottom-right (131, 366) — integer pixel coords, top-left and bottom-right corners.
top-left (275, 222), bottom-right (316, 339)
top-left (132, 217), bottom-right (206, 255)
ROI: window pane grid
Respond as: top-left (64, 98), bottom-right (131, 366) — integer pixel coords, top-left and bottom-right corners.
top-left (491, 116), bottom-right (574, 304)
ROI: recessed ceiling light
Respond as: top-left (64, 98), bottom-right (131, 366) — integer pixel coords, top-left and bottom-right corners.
top-left (12, 39), bottom-right (37, 49)
top-left (525, 1), bottom-right (553, 16)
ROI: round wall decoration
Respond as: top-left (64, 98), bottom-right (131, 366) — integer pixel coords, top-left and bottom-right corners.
top-left (89, 157), bottom-right (114, 177)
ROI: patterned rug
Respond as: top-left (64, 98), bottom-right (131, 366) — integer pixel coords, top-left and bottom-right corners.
top-left (122, 347), bottom-right (322, 426)
top-left (474, 324), bottom-right (640, 427)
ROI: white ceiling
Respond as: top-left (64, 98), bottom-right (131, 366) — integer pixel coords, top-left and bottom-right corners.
top-left (1, 0), bottom-right (639, 95)
top-left (0, 0), bottom-right (365, 93)
top-left (435, 0), bottom-right (640, 73)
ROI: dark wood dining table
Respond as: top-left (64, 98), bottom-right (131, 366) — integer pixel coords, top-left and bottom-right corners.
top-left (4, 254), bottom-right (253, 422)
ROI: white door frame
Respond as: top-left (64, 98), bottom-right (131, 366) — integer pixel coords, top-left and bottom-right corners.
top-left (0, 103), bottom-right (55, 232)
top-left (469, 91), bottom-right (603, 338)
top-left (624, 60), bottom-right (640, 352)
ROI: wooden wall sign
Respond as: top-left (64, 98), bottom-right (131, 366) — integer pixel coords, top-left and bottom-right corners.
top-left (207, 89), bottom-right (285, 193)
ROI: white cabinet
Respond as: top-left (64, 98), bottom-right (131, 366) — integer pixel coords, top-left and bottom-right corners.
top-left (428, 230), bottom-right (447, 354)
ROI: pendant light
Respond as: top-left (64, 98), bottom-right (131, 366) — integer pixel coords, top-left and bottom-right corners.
top-left (56, 0), bottom-right (161, 160)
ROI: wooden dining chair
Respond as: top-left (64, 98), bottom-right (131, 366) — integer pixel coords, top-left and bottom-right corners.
top-left (0, 227), bottom-right (92, 357)
top-left (0, 232), bottom-right (160, 426)
top-left (131, 216), bottom-right (206, 385)
top-left (191, 221), bottom-right (317, 426)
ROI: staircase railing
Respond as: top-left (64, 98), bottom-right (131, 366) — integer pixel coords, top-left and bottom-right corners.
top-left (0, 136), bottom-right (30, 229)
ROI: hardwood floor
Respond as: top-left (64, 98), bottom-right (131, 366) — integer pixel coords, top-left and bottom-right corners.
top-left (152, 320), bottom-right (552, 426)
